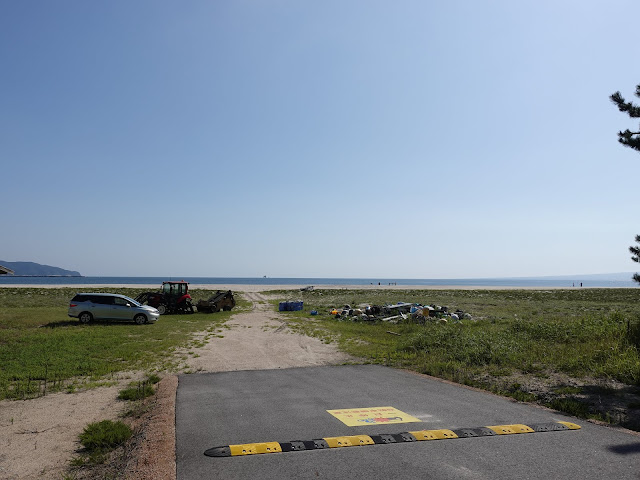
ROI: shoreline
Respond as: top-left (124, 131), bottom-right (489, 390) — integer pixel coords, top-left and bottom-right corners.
top-left (0, 283), bottom-right (614, 292)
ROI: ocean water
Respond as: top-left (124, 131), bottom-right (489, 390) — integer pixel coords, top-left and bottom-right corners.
top-left (0, 276), bottom-right (636, 288)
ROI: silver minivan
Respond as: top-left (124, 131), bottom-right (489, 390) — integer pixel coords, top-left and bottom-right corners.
top-left (68, 293), bottom-right (160, 324)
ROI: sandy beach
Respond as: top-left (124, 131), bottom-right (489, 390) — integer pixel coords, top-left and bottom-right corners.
top-left (0, 283), bottom-right (578, 291)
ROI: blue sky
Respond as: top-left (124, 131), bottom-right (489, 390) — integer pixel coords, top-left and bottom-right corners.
top-left (1, 0), bottom-right (639, 278)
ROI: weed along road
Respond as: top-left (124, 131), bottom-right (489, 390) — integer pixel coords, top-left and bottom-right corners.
top-left (175, 365), bottom-right (640, 479)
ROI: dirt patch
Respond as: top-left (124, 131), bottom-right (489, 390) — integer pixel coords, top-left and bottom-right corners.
top-left (0, 383), bottom-right (130, 480)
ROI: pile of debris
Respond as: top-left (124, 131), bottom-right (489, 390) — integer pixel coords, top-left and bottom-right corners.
top-left (329, 302), bottom-right (472, 324)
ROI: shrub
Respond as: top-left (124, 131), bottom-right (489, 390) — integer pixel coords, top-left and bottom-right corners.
top-left (625, 318), bottom-right (640, 349)
top-left (118, 381), bottom-right (154, 401)
top-left (79, 420), bottom-right (132, 452)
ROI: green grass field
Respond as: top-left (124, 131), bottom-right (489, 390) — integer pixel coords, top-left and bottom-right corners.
top-left (272, 288), bottom-right (640, 429)
top-left (0, 287), bottom-right (247, 400)
top-left (3, 286), bottom-right (640, 429)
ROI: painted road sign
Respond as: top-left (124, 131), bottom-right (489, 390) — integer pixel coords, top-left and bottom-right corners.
top-left (327, 406), bottom-right (421, 426)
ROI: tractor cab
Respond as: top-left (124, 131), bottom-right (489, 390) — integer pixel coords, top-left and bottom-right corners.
top-left (161, 281), bottom-right (192, 313)
top-left (162, 281), bottom-right (189, 297)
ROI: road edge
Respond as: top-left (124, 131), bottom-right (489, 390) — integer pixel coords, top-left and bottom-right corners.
top-left (124, 375), bottom-right (178, 480)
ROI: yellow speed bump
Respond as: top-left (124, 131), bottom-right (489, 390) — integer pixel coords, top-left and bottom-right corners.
top-left (324, 435), bottom-right (375, 448)
top-left (229, 442), bottom-right (281, 456)
top-left (487, 424), bottom-right (535, 435)
top-left (409, 429), bottom-right (458, 440)
top-left (557, 421), bottom-right (581, 430)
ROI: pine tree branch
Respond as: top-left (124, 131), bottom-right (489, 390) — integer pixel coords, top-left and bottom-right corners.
top-left (631, 241), bottom-right (640, 264)
top-left (610, 91), bottom-right (640, 118)
top-left (617, 130), bottom-right (640, 151)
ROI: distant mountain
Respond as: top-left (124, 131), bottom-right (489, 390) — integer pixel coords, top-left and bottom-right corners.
top-left (0, 261), bottom-right (81, 277)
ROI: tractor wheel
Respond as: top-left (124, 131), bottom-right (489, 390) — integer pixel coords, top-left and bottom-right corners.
top-left (157, 304), bottom-right (167, 315)
top-left (185, 301), bottom-right (194, 314)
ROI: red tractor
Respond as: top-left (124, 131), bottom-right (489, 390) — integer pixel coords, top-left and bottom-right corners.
top-left (135, 281), bottom-right (194, 315)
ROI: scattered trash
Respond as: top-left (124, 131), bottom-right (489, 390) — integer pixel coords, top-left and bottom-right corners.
top-left (300, 286), bottom-right (314, 292)
top-left (310, 310), bottom-right (318, 315)
top-left (326, 300), bottom-right (472, 324)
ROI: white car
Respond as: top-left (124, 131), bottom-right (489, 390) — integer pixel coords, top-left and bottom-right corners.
top-left (68, 293), bottom-right (160, 324)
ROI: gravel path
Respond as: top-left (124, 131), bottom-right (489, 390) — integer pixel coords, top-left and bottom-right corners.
top-left (184, 292), bottom-right (352, 373)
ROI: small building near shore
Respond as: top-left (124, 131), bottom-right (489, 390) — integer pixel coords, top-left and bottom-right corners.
top-left (0, 264), bottom-right (15, 275)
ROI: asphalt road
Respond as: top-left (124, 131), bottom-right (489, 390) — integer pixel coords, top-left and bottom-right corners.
top-left (176, 365), bottom-right (640, 479)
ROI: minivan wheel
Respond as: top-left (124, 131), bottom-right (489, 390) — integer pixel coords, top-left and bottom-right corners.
top-left (79, 312), bottom-right (93, 324)
top-left (134, 314), bottom-right (146, 325)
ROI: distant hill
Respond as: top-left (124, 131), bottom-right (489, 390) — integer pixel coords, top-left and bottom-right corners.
top-left (0, 261), bottom-right (81, 277)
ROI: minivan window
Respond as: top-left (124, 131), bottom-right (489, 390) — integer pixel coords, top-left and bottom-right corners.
top-left (91, 296), bottom-right (114, 305)
top-left (122, 296), bottom-right (141, 306)
top-left (113, 297), bottom-right (130, 306)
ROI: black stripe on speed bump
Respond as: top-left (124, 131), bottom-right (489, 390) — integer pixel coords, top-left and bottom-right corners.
top-left (452, 427), bottom-right (496, 438)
